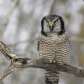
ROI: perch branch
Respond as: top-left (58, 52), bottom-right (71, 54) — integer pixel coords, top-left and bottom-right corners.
top-left (0, 41), bottom-right (84, 82)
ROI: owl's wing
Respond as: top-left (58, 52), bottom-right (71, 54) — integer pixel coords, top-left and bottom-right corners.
top-left (37, 37), bottom-right (40, 51)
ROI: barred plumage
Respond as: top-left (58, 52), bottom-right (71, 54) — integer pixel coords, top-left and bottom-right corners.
top-left (38, 15), bottom-right (70, 84)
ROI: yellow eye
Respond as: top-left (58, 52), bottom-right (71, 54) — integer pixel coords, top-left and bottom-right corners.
top-left (46, 21), bottom-right (49, 24)
top-left (54, 21), bottom-right (57, 24)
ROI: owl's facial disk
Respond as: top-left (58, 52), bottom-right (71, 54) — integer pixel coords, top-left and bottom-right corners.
top-left (41, 15), bottom-right (65, 36)
top-left (43, 18), bottom-right (61, 33)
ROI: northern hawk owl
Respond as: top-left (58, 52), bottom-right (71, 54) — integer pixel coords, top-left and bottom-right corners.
top-left (38, 14), bottom-right (70, 84)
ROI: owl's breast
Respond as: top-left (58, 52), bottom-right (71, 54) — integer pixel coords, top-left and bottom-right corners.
top-left (38, 33), bottom-right (70, 64)
top-left (39, 36), bottom-right (59, 61)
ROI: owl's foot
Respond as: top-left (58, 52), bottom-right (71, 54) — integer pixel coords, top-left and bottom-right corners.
top-left (49, 60), bottom-right (52, 63)
top-left (57, 62), bottom-right (64, 66)
top-left (43, 59), bottom-right (57, 64)
top-left (49, 60), bottom-right (56, 63)
top-left (53, 60), bottom-right (56, 63)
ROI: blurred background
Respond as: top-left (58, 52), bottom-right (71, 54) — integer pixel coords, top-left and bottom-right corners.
top-left (0, 0), bottom-right (84, 84)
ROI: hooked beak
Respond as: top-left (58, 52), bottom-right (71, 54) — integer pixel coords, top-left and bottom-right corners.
top-left (49, 24), bottom-right (54, 32)
top-left (50, 24), bottom-right (52, 28)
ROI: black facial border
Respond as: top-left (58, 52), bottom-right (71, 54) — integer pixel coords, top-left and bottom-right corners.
top-left (41, 15), bottom-right (66, 36)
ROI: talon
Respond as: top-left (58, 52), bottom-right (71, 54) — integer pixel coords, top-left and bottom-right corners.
top-left (53, 60), bottom-right (56, 63)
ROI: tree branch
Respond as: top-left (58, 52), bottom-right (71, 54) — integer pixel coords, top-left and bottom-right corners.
top-left (0, 64), bottom-right (15, 81)
top-left (0, 41), bottom-right (84, 82)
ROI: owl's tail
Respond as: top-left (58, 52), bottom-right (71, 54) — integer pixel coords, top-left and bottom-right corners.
top-left (45, 69), bottom-right (60, 84)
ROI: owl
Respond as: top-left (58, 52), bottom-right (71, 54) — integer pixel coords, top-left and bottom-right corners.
top-left (38, 14), bottom-right (70, 84)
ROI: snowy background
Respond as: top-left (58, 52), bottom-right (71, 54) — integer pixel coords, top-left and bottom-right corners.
top-left (0, 0), bottom-right (84, 84)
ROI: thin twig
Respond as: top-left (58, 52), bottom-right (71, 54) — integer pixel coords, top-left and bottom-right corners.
top-left (49, 0), bottom-right (56, 14)
top-left (0, 0), bottom-right (20, 39)
top-left (7, 37), bottom-right (37, 47)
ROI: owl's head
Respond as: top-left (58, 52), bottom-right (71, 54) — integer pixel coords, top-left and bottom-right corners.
top-left (41, 14), bottom-right (65, 36)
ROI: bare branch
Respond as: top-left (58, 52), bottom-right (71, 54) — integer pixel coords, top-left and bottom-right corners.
top-left (0, 41), bottom-right (84, 82)
top-left (0, 64), bottom-right (15, 81)
top-left (0, 58), bottom-right (84, 82)
top-left (0, 0), bottom-right (20, 39)
top-left (11, 59), bottom-right (84, 77)
top-left (0, 41), bottom-right (16, 61)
